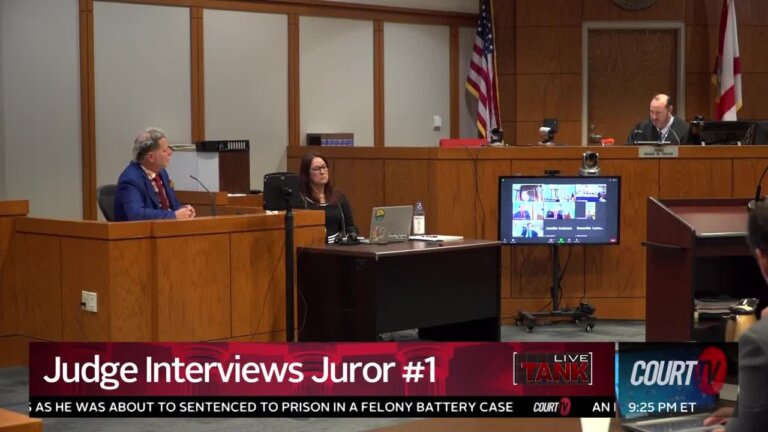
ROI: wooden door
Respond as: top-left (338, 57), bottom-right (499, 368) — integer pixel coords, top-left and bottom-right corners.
top-left (588, 29), bottom-right (678, 144)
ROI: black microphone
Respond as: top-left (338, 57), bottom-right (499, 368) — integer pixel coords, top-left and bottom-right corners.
top-left (748, 165), bottom-right (768, 211)
top-left (334, 202), bottom-right (358, 245)
top-left (337, 202), bottom-right (346, 243)
top-left (668, 126), bottom-right (682, 145)
top-left (189, 175), bottom-right (216, 217)
top-left (630, 125), bottom-right (642, 144)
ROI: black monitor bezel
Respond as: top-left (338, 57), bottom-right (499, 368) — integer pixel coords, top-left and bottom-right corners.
top-left (497, 175), bottom-right (622, 246)
top-left (697, 120), bottom-right (756, 145)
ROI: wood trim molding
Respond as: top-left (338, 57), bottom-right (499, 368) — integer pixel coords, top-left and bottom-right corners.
top-left (373, 20), bottom-right (384, 147)
top-left (99, 0), bottom-right (476, 26)
top-left (450, 25), bottom-right (459, 138)
top-left (190, 7), bottom-right (205, 142)
top-left (288, 14), bottom-right (300, 147)
top-left (0, 200), bottom-right (30, 216)
top-left (80, 0), bottom-right (96, 220)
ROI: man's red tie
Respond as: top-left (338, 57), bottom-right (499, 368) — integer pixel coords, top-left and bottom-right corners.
top-left (152, 175), bottom-right (170, 210)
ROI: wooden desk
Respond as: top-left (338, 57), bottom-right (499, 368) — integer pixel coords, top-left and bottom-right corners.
top-left (289, 146), bottom-right (768, 321)
top-left (297, 239), bottom-right (501, 341)
top-left (174, 190), bottom-right (264, 216)
top-left (0, 408), bottom-right (42, 432)
top-left (370, 417), bottom-right (621, 432)
top-left (1, 211), bottom-right (325, 365)
top-left (0, 201), bottom-right (29, 366)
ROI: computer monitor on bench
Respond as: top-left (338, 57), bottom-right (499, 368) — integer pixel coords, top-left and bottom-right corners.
top-left (693, 120), bottom-right (756, 145)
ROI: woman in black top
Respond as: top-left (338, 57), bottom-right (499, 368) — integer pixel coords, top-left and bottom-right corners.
top-left (298, 153), bottom-right (357, 243)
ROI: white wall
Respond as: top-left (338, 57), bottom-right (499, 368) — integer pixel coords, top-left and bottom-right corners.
top-left (384, 22), bottom-right (450, 146)
top-left (300, 16), bottom-right (374, 147)
top-left (459, 26), bottom-right (479, 138)
top-left (0, 0), bottom-right (477, 218)
top-left (0, 6), bottom-right (5, 200)
top-left (328, 0), bottom-right (478, 13)
top-left (93, 2), bottom-right (191, 195)
top-left (0, 0), bottom-right (81, 218)
top-left (204, 10), bottom-right (288, 191)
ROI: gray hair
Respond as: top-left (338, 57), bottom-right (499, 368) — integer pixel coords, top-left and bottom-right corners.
top-left (132, 127), bottom-right (167, 162)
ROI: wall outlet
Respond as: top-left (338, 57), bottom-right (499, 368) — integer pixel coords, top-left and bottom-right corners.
top-left (81, 291), bottom-right (97, 313)
top-left (432, 115), bottom-right (442, 130)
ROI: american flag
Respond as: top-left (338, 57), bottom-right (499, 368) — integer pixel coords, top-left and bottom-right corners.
top-left (713, 0), bottom-right (742, 120)
top-left (466, 0), bottom-right (500, 140)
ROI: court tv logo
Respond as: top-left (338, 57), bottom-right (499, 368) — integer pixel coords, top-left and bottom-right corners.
top-left (628, 346), bottom-right (728, 395)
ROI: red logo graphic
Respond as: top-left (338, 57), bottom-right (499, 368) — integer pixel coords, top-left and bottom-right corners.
top-left (513, 352), bottom-right (592, 385)
top-left (559, 397), bottom-right (572, 416)
top-left (697, 347), bottom-right (727, 395)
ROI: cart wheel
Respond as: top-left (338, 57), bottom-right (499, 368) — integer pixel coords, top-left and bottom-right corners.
top-left (526, 326), bottom-right (534, 333)
top-left (585, 323), bottom-right (595, 332)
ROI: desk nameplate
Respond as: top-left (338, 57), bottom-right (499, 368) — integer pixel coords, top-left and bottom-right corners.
top-left (637, 145), bottom-right (679, 158)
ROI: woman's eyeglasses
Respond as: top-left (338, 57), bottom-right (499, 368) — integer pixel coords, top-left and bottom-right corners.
top-left (311, 165), bottom-right (328, 172)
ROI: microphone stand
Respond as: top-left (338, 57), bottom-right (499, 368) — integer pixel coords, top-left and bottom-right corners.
top-left (189, 175), bottom-right (216, 216)
top-left (748, 165), bottom-right (768, 210)
top-left (668, 126), bottom-right (682, 145)
top-left (515, 170), bottom-right (596, 333)
top-left (282, 187), bottom-right (295, 342)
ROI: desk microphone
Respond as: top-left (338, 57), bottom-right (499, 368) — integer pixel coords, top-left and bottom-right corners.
top-left (335, 202), bottom-right (358, 245)
top-left (667, 127), bottom-right (682, 145)
top-left (189, 175), bottom-right (217, 217)
top-left (748, 165), bottom-right (768, 211)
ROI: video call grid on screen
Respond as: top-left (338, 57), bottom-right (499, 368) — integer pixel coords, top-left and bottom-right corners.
top-left (498, 176), bottom-right (621, 245)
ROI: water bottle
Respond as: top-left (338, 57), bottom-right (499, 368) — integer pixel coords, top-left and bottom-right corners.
top-left (412, 201), bottom-right (426, 235)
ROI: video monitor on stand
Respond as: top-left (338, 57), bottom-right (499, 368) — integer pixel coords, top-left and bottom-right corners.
top-left (498, 175), bottom-right (621, 332)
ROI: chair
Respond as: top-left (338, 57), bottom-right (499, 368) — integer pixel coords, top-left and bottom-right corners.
top-left (97, 184), bottom-right (118, 221)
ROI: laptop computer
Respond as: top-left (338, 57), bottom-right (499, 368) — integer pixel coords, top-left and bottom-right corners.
top-left (362, 205), bottom-right (413, 244)
top-left (617, 343), bottom-right (737, 432)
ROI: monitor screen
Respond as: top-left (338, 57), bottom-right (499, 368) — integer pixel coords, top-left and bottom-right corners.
top-left (498, 176), bottom-right (621, 245)
top-left (694, 120), bottom-right (756, 145)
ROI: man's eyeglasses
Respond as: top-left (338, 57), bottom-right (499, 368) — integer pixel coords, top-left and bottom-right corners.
top-left (311, 165), bottom-right (328, 172)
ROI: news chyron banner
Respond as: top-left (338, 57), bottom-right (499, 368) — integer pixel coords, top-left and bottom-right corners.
top-left (29, 342), bottom-right (615, 418)
top-left (616, 343), bottom-right (738, 419)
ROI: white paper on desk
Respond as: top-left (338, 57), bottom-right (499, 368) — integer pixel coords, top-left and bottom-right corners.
top-left (580, 417), bottom-right (610, 432)
top-left (409, 235), bottom-right (464, 242)
top-left (720, 383), bottom-right (738, 402)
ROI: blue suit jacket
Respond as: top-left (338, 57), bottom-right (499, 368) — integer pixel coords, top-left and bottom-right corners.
top-left (114, 161), bottom-right (182, 221)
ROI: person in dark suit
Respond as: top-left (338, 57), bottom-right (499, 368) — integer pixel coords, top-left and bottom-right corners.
top-left (114, 127), bottom-right (194, 221)
top-left (627, 94), bottom-right (690, 145)
top-left (703, 201), bottom-right (768, 432)
top-left (520, 223), bottom-right (539, 238)
top-left (298, 153), bottom-right (357, 244)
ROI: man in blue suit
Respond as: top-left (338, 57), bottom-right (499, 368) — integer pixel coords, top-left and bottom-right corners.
top-left (114, 127), bottom-right (195, 221)
top-left (520, 223), bottom-right (539, 238)
top-left (514, 205), bottom-right (531, 220)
